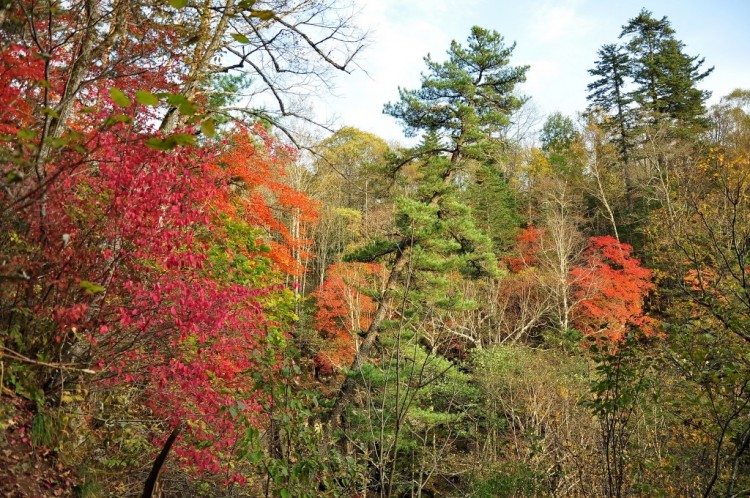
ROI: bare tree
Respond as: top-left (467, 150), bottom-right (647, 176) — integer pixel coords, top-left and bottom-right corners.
top-left (158, 0), bottom-right (367, 138)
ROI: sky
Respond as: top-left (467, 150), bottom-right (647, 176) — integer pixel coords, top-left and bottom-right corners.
top-left (314, 0), bottom-right (750, 144)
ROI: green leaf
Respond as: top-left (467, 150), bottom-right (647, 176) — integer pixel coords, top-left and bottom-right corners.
top-left (251, 10), bottom-right (274, 20)
top-left (171, 133), bottom-right (196, 146)
top-left (47, 137), bottom-right (69, 148)
top-left (80, 280), bottom-right (106, 295)
top-left (145, 134), bottom-right (195, 150)
top-left (41, 107), bottom-right (59, 119)
top-left (168, 0), bottom-right (188, 7)
top-left (200, 118), bottom-right (216, 137)
top-left (231, 33), bottom-right (250, 44)
top-left (179, 101), bottom-right (197, 116)
top-left (145, 137), bottom-right (176, 151)
top-left (109, 87), bottom-right (132, 107)
top-left (135, 90), bottom-right (159, 106)
top-left (280, 489), bottom-right (291, 498)
top-left (165, 94), bottom-right (189, 106)
top-left (238, 0), bottom-right (256, 9)
top-left (104, 114), bottom-right (133, 127)
top-left (17, 128), bottom-right (37, 141)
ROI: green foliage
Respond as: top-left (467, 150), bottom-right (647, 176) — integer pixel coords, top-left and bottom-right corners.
top-left (109, 87), bottom-right (131, 107)
top-left (621, 9), bottom-right (713, 132)
top-left (586, 43), bottom-right (633, 160)
top-left (135, 90), bottom-right (159, 106)
top-left (384, 26), bottom-right (528, 161)
top-left (344, 238), bottom-right (399, 263)
top-left (205, 73), bottom-right (254, 126)
top-left (466, 163), bottom-right (520, 252)
top-left (540, 112), bottom-right (580, 154)
top-left (582, 337), bottom-right (656, 497)
top-left (30, 409), bottom-right (57, 447)
top-left (471, 463), bottom-right (545, 498)
top-left (204, 216), bottom-right (274, 287)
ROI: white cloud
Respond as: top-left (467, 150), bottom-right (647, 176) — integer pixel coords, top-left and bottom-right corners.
top-left (529, 0), bottom-right (594, 43)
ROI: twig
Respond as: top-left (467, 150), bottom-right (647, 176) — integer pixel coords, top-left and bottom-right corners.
top-left (0, 346), bottom-right (96, 374)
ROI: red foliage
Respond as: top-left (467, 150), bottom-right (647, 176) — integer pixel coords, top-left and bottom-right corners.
top-left (571, 236), bottom-right (656, 342)
top-left (0, 1), bottom-right (327, 483)
top-left (23, 127), bottom-right (278, 476)
top-left (2, 116), bottom-right (315, 480)
top-left (0, 44), bottom-right (44, 135)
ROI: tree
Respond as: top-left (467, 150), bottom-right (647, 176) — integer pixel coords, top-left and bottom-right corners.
top-left (540, 112), bottom-right (580, 155)
top-left (328, 25), bottom-right (528, 432)
top-left (307, 127), bottom-right (391, 288)
top-left (0, 1), bottom-right (332, 486)
top-left (586, 44), bottom-right (633, 162)
top-left (311, 262), bottom-right (385, 377)
top-left (649, 91), bottom-right (750, 495)
top-left (384, 26), bottom-right (528, 161)
top-left (539, 112), bottom-right (586, 181)
top-left (156, 0), bottom-right (366, 136)
top-left (466, 163), bottom-right (520, 254)
top-left (620, 8), bottom-right (713, 134)
top-left (571, 236), bottom-right (655, 343)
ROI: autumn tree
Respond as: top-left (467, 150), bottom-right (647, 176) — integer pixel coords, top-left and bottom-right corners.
top-left (648, 90), bottom-right (750, 495)
top-left (307, 127), bottom-right (391, 288)
top-left (0, 1), bottom-right (343, 491)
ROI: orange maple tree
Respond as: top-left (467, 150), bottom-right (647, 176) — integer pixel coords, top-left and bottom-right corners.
top-left (210, 124), bottom-right (319, 276)
top-left (571, 236), bottom-right (656, 342)
top-left (311, 263), bottom-right (385, 375)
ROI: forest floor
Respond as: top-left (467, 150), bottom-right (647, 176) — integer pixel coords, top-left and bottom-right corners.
top-left (0, 392), bottom-right (77, 497)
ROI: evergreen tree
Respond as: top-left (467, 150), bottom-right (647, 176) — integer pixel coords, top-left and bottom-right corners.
top-left (467, 164), bottom-right (520, 253)
top-left (329, 26), bottom-right (527, 429)
top-left (620, 8), bottom-right (713, 133)
top-left (384, 26), bottom-right (528, 162)
top-left (586, 44), bottom-right (633, 161)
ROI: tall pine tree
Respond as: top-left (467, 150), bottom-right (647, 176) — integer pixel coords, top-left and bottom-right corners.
top-left (621, 8), bottom-right (713, 134)
top-left (586, 43), bottom-right (633, 161)
top-left (328, 26), bottom-right (527, 429)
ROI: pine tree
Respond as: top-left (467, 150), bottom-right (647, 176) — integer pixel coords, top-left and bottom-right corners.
top-left (384, 26), bottom-right (528, 162)
top-left (328, 26), bottom-right (527, 429)
top-left (586, 44), bottom-right (633, 161)
top-left (620, 8), bottom-right (713, 134)
top-left (467, 163), bottom-right (519, 253)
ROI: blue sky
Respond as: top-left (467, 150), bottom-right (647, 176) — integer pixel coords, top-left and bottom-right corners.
top-left (316, 0), bottom-right (750, 143)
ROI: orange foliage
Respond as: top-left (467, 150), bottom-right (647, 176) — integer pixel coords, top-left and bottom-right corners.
top-left (210, 124), bottom-right (319, 276)
top-left (505, 226), bottom-right (544, 272)
top-left (683, 267), bottom-right (717, 292)
top-left (312, 263), bottom-right (386, 375)
top-left (572, 236), bottom-right (656, 342)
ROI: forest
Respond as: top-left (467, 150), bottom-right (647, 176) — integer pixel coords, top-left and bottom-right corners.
top-left (1, 1), bottom-right (749, 496)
